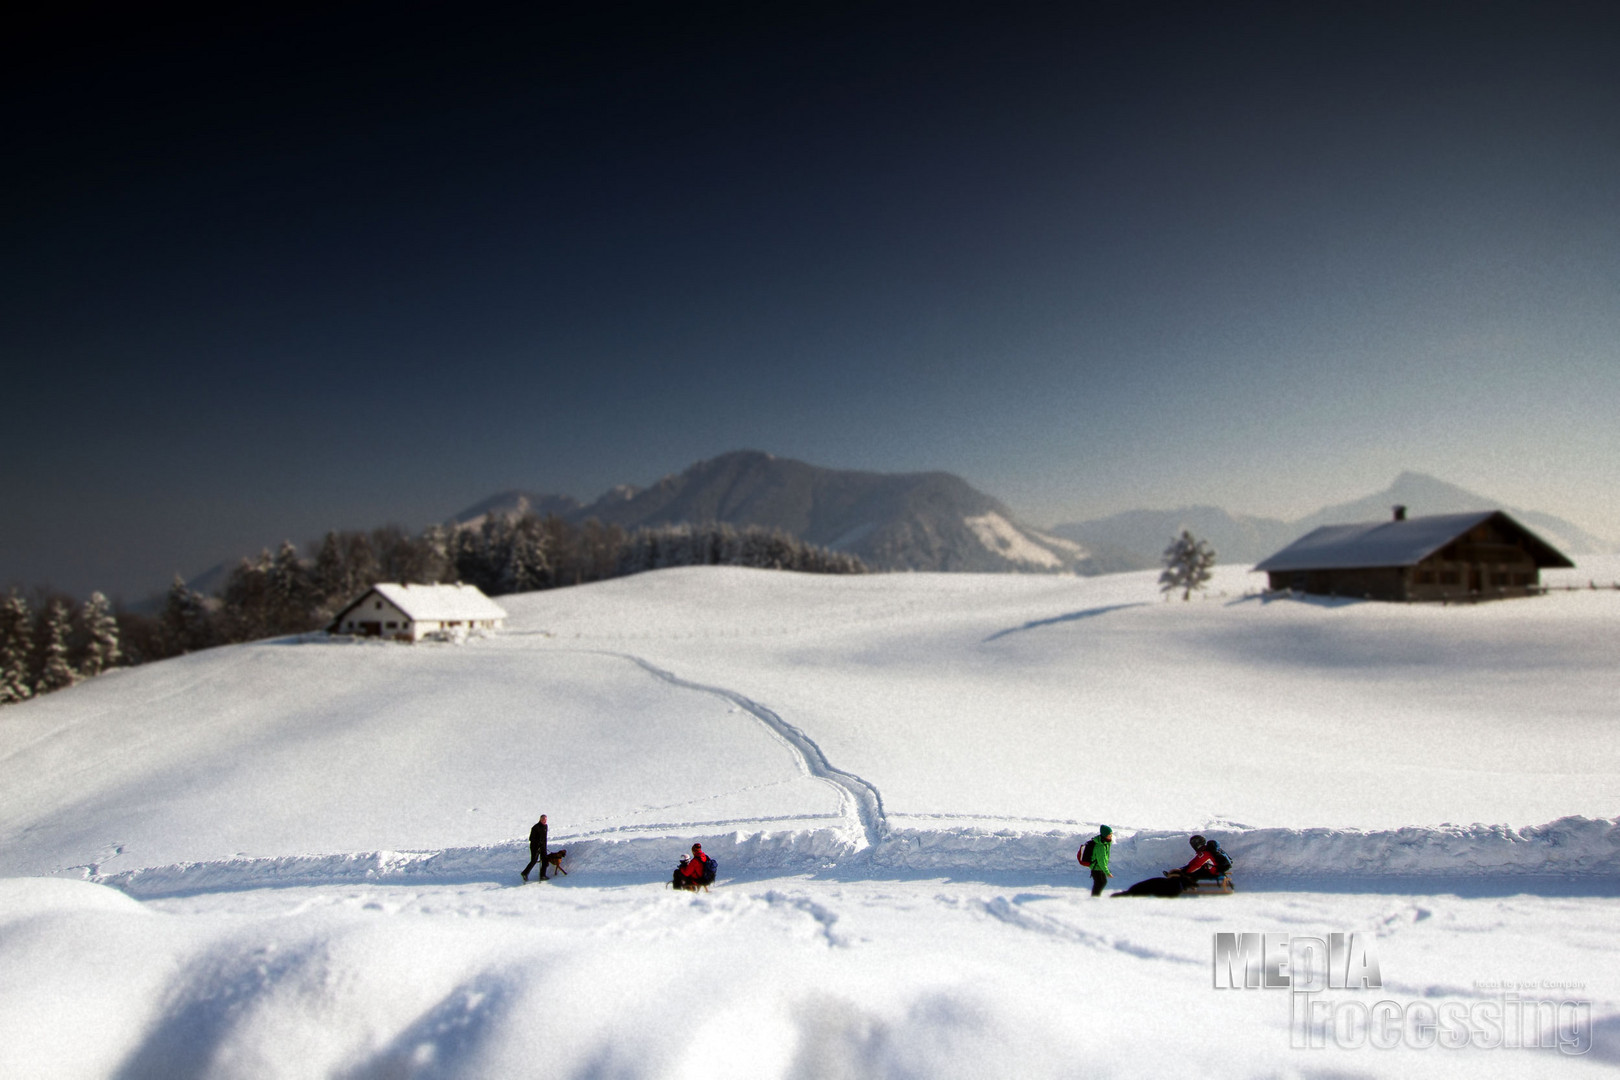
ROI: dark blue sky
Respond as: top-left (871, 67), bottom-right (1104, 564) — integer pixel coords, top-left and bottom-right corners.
top-left (6, 2), bottom-right (1619, 599)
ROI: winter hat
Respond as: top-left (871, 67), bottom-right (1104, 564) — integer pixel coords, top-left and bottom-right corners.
top-left (1098, 825), bottom-right (1112, 838)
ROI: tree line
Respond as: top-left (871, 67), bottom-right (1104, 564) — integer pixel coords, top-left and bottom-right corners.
top-left (2, 513), bottom-right (866, 706)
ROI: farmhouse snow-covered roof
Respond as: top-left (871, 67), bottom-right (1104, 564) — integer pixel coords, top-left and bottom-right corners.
top-left (347, 583), bottom-right (508, 622)
top-left (1253, 511), bottom-right (1573, 573)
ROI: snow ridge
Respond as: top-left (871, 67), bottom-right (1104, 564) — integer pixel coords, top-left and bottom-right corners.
top-left (90, 817), bottom-right (1620, 899)
top-left (606, 652), bottom-right (889, 850)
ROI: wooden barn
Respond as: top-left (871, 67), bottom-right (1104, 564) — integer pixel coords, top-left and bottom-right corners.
top-left (1253, 507), bottom-right (1573, 602)
top-left (329, 583), bottom-right (508, 642)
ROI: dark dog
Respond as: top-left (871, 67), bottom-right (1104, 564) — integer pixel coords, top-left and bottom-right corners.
top-left (542, 849), bottom-right (567, 877)
top-left (1113, 873), bottom-right (1185, 898)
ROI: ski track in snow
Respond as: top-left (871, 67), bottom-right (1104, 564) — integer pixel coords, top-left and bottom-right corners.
top-left (981, 601), bottom-right (1149, 642)
top-left (601, 650), bottom-right (889, 851)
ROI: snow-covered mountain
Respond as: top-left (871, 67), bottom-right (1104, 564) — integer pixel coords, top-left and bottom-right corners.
top-left (450, 490), bottom-right (585, 526)
top-left (1051, 471), bottom-right (1614, 566)
top-left (457, 451), bottom-right (1122, 574)
top-left (1290, 471), bottom-right (1612, 555)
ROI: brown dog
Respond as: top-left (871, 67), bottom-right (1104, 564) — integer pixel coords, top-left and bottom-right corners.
top-left (542, 849), bottom-right (567, 877)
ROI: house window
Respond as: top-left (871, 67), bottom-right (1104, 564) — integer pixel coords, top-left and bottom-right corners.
top-left (375, 601), bottom-right (382, 610)
top-left (386, 621), bottom-right (397, 629)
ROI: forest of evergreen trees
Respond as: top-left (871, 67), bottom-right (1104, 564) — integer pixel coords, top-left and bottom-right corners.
top-left (0, 514), bottom-right (866, 706)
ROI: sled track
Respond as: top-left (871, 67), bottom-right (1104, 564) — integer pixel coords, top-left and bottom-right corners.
top-left (605, 652), bottom-right (889, 851)
top-left (88, 817), bottom-right (1620, 900)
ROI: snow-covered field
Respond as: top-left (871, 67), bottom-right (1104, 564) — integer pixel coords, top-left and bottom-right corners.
top-left (2, 561), bottom-right (1617, 1077)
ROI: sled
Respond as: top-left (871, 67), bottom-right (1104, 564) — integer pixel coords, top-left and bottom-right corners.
top-left (1184, 874), bottom-right (1234, 895)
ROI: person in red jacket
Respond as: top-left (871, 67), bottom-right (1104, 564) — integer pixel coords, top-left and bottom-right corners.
top-left (1166, 834), bottom-right (1218, 885)
top-left (1114, 835), bottom-right (1224, 897)
top-left (673, 843), bottom-right (716, 890)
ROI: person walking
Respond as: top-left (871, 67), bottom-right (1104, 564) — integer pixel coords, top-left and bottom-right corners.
top-left (521, 814), bottom-right (549, 882)
top-left (1079, 825), bottom-right (1114, 897)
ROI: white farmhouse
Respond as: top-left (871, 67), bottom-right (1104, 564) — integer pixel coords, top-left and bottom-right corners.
top-left (329, 583), bottom-right (507, 642)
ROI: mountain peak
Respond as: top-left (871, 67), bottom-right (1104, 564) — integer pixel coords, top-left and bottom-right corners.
top-left (467, 452), bottom-right (1099, 573)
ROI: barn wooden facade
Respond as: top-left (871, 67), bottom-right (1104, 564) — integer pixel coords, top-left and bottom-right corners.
top-left (1253, 508), bottom-right (1573, 603)
top-left (329, 583), bottom-right (508, 642)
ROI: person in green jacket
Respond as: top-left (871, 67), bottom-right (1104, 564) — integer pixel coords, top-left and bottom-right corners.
top-left (1079, 825), bottom-right (1114, 896)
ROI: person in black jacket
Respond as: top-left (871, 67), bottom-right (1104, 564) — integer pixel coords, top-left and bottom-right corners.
top-left (520, 814), bottom-right (548, 882)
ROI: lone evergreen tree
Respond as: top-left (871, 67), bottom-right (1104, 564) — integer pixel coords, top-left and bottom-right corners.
top-left (1160, 529), bottom-right (1216, 601)
top-left (0, 590), bottom-right (33, 704)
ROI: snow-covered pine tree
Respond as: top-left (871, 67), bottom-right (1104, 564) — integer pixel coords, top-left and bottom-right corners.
top-left (500, 515), bottom-right (550, 594)
top-left (0, 590), bottom-right (33, 704)
top-left (35, 600), bottom-right (78, 693)
top-left (161, 575), bottom-right (214, 654)
top-left (580, 520), bottom-right (620, 581)
top-left (312, 530), bottom-right (381, 607)
top-left (77, 591), bottom-right (120, 677)
top-left (311, 531), bottom-right (359, 618)
top-left (268, 540), bottom-right (313, 631)
top-left (659, 523), bottom-right (695, 569)
top-left (1159, 529), bottom-right (1216, 601)
top-left (222, 553), bottom-right (273, 642)
top-left (373, 524), bottom-right (426, 584)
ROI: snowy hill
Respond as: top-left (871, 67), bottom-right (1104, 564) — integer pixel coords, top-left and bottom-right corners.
top-left (6, 561), bottom-right (1619, 880)
top-left (2, 561), bottom-right (1617, 1078)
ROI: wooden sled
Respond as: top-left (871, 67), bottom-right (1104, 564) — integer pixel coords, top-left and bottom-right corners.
top-left (1184, 874), bottom-right (1235, 895)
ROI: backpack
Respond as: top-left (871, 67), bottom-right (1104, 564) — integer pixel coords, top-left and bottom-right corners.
top-left (1078, 839), bottom-right (1095, 867)
top-left (697, 853), bottom-right (717, 885)
top-left (1206, 842), bottom-right (1232, 876)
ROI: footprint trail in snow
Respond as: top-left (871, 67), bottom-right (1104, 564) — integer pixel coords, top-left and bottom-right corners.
top-left (606, 652), bottom-right (889, 851)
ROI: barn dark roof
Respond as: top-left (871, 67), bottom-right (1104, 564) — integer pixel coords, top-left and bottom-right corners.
top-left (1253, 511), bottom-right (1574, 573)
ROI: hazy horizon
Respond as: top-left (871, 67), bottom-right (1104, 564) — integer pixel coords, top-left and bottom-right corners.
top-left (6, 3), bottom-right (1618, 599)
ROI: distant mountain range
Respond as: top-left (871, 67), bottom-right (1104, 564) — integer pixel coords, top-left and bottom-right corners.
top-left (453, 451), bottom-right (1140, 574)
top-left (176, 462), bottom-right (1610, 606)
top-left (463, 462), bottom-right (1611, 576)
top-left (1049, 471), bottom-right (1613, 566)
